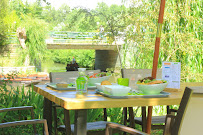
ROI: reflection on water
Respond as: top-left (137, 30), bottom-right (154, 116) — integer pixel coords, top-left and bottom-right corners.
top-left (40, 60), bottom-right (92, 73)
top-left (41, 60), bottom-right (66, 73)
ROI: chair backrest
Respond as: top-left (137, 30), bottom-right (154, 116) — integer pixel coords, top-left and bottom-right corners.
top-left (50, 70), bottom-right (101, 83)
top-left (121, 69), bottom-right (162, 89)
top-left (178, 86), bottom-right (203, 135)
top-left (170, 87), bottom-right (193, 135)
top-left (0, 106), bottom-right (49, 135)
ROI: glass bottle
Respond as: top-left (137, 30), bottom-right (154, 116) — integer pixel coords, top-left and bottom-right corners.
top-left (76, 68), bottom-right (88, 97)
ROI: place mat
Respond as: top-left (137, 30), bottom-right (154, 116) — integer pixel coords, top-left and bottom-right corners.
top-left (95, 89), bottom-right (171, 99)
top-left (188, 86), bottom-right (203, 94)
top-left (46, 83), bottom-right (96, 90)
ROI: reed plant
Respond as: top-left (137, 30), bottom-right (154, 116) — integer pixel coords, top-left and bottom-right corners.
top-left (122, 0), bottom-right (203, 82)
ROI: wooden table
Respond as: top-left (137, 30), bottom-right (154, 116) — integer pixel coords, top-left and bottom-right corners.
top-left (33, 82), bottom-right (203, 135)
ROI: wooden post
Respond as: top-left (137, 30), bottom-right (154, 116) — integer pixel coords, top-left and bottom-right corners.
top-left (95, 50), bottom-right (120, 71)
top-left (146, 0), bottom-right (166, 133)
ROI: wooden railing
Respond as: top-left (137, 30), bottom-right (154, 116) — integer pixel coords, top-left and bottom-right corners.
top-left (8, 31), bottom-right (124, 44)
top-left (47, 31), bottom-right (108, 43)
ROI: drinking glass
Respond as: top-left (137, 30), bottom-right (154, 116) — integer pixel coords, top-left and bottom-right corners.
top-left (117, 78), bottom-right (129, 86)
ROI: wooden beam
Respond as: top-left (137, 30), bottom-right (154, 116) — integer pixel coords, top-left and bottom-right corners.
top-left (47, 43), bottom-right (122, 50)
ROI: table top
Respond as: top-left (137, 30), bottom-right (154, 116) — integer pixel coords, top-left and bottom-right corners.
top-left (33, 82), bottom-right (203, 110)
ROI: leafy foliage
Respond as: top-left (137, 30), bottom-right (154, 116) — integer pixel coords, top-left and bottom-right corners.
top-left (0, 82), bottom-right (44, 134)
top-left (3, 11), bottom-right (21, 32)
top-left (0, 0), bottom-right (202, 81)
top-left (19, 15), bottom-right (48, 66)
top-left (122, 0), bottom-right (203, 82)
top-left (46, 49), bottom-right (95, 69)
top-left (0, 0), bottom-right (8, 46)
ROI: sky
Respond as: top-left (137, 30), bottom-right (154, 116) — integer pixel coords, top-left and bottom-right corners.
top-left (46, 0), bottom-right (126, 9)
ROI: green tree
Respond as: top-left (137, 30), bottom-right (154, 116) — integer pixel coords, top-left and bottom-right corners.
top-left (9, 0), bottom-right (49, 18)
top-left (0, 0), bottom-right (8, 45)
top-left (9, 0), bottom-right (26, 16)
top-left (95, 2), bottom-right (128, 43)
top-left (3, 11), bottom-right (21, 32)
top-left (62, 8), bottom-right (89, 31)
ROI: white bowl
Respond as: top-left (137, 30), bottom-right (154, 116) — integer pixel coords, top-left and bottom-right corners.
top-left (95, 83), bottom-right (118, 92)
top-left (88, 76), bottom-right (110, 86)
top-left (136, 82), bottom-right (168, 95)
top-left (104, 85), bottom-right (131, 96)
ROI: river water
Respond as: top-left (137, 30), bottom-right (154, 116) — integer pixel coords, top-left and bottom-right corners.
top-left (41, 60), bottom-right (66, 73)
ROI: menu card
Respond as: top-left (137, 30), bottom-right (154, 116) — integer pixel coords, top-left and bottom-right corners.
top-left (162, 62), bottom-right (181, 89)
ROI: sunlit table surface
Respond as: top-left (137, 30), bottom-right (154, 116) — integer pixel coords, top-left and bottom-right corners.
top-left (33, 82), bottom-right (203, 135)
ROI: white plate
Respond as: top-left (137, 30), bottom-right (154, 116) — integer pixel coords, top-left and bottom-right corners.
top-left (46, 83), bottom-right (96, 90)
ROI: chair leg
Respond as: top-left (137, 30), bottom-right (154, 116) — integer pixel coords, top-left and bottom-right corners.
top-left (53, 106), bottom-right (58, 135)
top-left (167, 105), bottom-right (170, 114)
top-left (128, 107), bottom-right (135, 128)
top-left (30, 107), bottom-right (37, 134)
top-left (43, 119), bottom-right (49, 135)
top-left (141, 106), bottom-right (147, 132)
top-left (123, 107), bottom-right (128, 135)
top-left (103, 108), bottom-right (107, 121)
top-left (123, 107), bottom-right (128, 126)
top-left (105, 125), bottom-right (113, 135)
top-left (64, 109), bottom-right (72, 135)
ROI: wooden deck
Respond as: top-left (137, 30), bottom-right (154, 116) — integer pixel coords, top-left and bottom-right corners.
top-left (47, 43), bottom-right (122, 50)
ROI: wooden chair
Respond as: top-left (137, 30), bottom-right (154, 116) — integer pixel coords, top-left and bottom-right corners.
top-left (105, 87), bottom-right (193, 135)
top-left (50, 70), bottom-right (108, 135)
top-left (121, 69), bottom-right (170, 131)
top-left (50, 70), bottom-right (102, 83)
top-left (0, 106), bottom-right (49, 135)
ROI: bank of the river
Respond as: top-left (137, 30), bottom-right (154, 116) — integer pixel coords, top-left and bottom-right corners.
top-left (41, 60), bottom-right (66, 73)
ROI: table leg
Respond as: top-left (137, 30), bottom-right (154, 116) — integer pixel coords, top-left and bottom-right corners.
top-left (74, 109), bottom-right (87, 135)
top-left (43, 98), bottom-right (52, 134)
